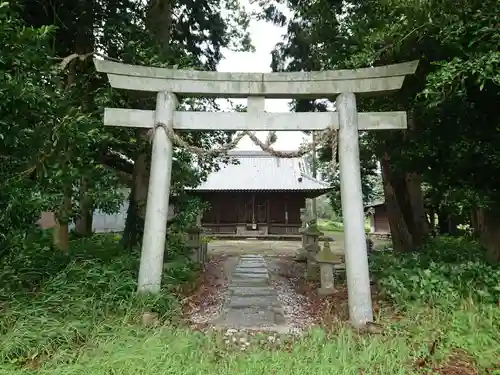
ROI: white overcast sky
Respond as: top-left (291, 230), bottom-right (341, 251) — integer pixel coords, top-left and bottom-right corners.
top-left (217, 2), bottom-right (310, 151)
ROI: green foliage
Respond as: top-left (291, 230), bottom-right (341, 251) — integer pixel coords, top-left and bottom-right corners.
top-left (171, 195), bottom-right (210, 231)
top-left (0, 4), bottom-right (54, 235)
top-left (0, 3), bottom-right (125, 238)
top-left (0, 232), bottom-right (197, 363)
top-left (1, 0), bottom-right (254, 251)
top-left (317, 219), bottom-right (344, 232)
top-left (371, 237), bottom-right (500, 307)
top-left (259, 0), bottom-right (500, 252)
top-left (318, 219), bottom-right (373, 233)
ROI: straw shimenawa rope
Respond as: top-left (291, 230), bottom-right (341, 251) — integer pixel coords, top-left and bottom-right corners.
top-left (155, 122), bottom-right (339, 164)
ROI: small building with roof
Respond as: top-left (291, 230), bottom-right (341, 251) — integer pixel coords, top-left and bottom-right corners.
top-left (364, 199), bottom-right (390, 234)
top-left (190, 150), bottom-right (331, 236)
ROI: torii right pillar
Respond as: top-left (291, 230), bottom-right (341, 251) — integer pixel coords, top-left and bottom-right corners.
top-left (336, 92), bottom-right (373, 326)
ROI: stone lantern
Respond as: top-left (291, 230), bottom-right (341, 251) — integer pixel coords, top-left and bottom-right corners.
top-left (186, 225), bottom-right (202, 262)
top-left (315, 238), bottom-right (344, 296)
top-left (303, 222), bottom-right (324, 281)
top-left (294, 208), bottom-right (309, 262)
top-left (186, 214), bottom-right (206, 264)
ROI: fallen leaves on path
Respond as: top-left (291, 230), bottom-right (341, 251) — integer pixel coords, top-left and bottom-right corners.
top-left (267, 256), bottom-right (315, 333)
top-left (270, 255), bottom-right (390, 332)
top-left (182, 255), bottom-right (230, 326)
top-left (269, 255), bottom-right (350, 330)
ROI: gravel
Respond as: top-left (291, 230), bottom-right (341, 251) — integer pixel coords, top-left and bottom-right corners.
top-left (266, 257), bottom-right (316, 334)
top-left (184, 255), bottom-right (233, 326)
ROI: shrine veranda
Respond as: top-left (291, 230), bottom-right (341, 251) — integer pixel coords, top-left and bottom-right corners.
top-left (94, 58), bottom-right (419, 328)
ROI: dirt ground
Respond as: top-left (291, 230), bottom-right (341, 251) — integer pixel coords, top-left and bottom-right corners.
top-left (207, 232), bottom-right (390, 256)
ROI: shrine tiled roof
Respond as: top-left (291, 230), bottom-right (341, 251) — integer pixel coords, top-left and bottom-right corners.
top-left (192, 150), bottom-right (331, 192)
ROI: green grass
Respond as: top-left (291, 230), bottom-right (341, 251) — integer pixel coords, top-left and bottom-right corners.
top-left (1, 305), bottom-right (498, 375)
top-left (317, 219), bottom-right (371, 233)
top-left (0, 232), bottom-right (499, 374)
top-left (317, 219), bottom-right (344, 232)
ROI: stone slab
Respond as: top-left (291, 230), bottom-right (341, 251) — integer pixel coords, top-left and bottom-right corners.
top-left (229, 285), bottom-right (276, 297)
top-left (218, 306), bottom-right (286, 328)
top-left (233, 267), bottom-right (269, 274)
top-left (317, 287), bottom-right (336, 296)
top-left (238, 256), bottom-right (266, 261)
top-left (232, 272), bottom-right (269, 279)
top-left (236, 262), bottom-right (267, 268)
top-left (228, 295), bottom-right (281, 309)
top-left (230, 277), bottom-right (270, 287)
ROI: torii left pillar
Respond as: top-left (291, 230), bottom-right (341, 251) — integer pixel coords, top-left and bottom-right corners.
top-left (137, 92), bottom-right (177, 293)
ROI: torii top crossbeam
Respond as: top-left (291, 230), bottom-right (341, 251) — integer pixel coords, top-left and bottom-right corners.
top-left (93, 59), bottom-right (419, 132)
top-left (93, 59), bottom-right (419, 98)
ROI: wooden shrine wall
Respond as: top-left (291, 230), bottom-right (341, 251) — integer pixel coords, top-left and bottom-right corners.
top-left (195, 191), bottom-right (306, 234)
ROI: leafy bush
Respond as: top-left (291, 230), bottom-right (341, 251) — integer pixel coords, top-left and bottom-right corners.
top-left (0, 4), bottom-right (56, 243)
top-left (0, 231), bottom-right (198, 362)
top-left (370, 236), bottom-right (500, 307)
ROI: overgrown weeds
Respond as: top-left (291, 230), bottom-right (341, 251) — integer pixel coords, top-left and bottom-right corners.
top-left (368, 236), bottom-right (500, 372)
top-left (370, 236), bottom-right (500, 306)
top-left (0, 233), bottom-right (499, 374)
top-left (0, 230), bottom-right (198, 364)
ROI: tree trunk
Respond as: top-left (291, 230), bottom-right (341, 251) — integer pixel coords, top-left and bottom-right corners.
top-left (436, 205), bottom-right (460, 236)
top-left (146, 0), bottom-right (173, 51)
top-left (118, 0), bottom-right (174, 249)
top-left (470, 208), bottom-right (481, 238)
top-left (437, 207), bottom-right (450, 235)
top-left (405, 172), bottom-right (429, 243)
top-left (448, 215), bottom-right (460, 236)
top-left (121, 190), bottom-right (137, 249)
top-left (121, 153), bottom-right (149, 249)
top-left (75, 176), bottom-right (93, 236)
top-left (53, 193), bottom-right (71, 252)
top-left (53, 6), bottom-right (95, 246)
top-left (380, 151), bottom-right (429, 251)
top-left (379, 108), bottom-right (429, 251)
top-left (381, 154), bottom-right (413, 252)
top-left (477, 208), bottom-right (500, 263)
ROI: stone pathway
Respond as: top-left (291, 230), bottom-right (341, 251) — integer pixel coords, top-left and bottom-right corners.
top-left (214, 254), bottom-right (290, 332)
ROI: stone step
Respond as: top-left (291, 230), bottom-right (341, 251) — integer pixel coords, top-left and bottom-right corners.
top-left (214, 254), bottom-right (289, 331)
top-left (230, 278), bottom-right (270, 287)
top-left (231, 274), bottom-right (268, 283)
top-left (236, 263), bottom-right (267, 269)
top-left (229, 285), bottom-right (276, 297)
top-left (232, 272), bottom-right (269, 279)
top-left (218, 306), bottom-right (286, 328)
top-left (238, 257), bottom-right (266, 262)
top-left (233, 267), bottom-right (269, 274)
top-left (228, 295), bottom-right (281, 309)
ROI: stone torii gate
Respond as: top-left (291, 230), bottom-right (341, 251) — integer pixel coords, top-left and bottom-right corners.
top-left (94, 59), bottom-right (418, 328)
